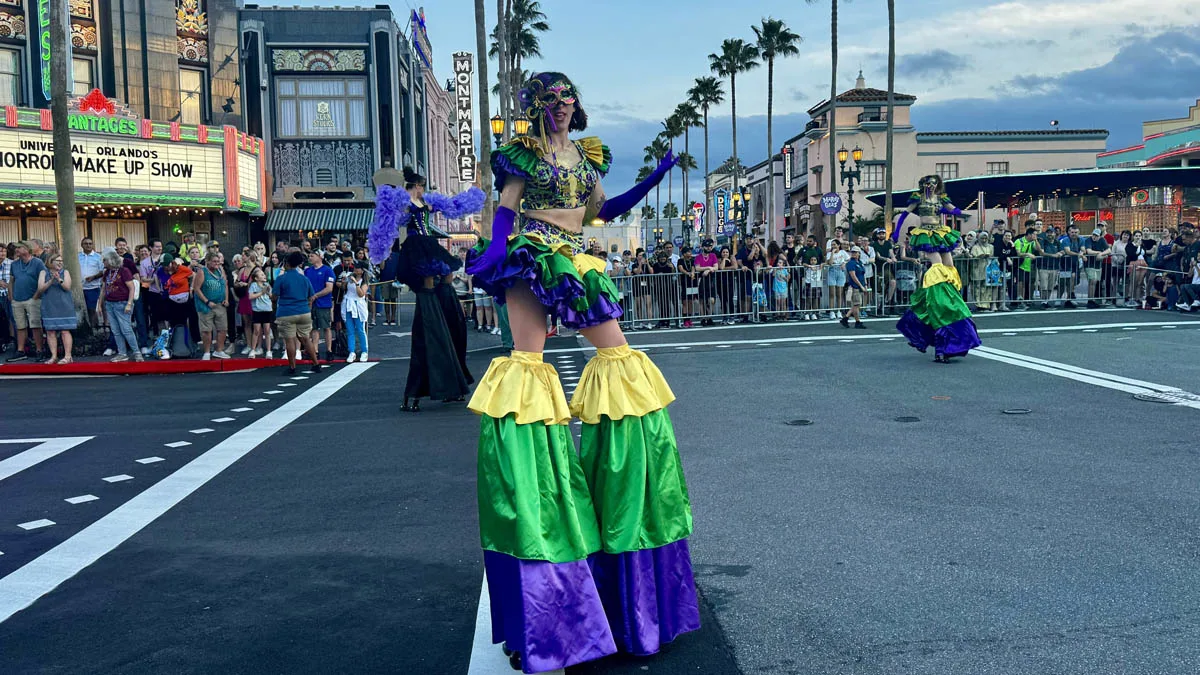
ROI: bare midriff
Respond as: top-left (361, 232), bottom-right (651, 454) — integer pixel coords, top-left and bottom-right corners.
top-left (523, 207), bottom-right (587, 234)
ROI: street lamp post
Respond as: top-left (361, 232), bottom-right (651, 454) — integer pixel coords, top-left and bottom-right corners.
top-left (513, 115), bottom-right (531, 137)
top-left (680, 213), bottom-right (689, 247)
top-left (490, 114), bottom-right (505, 149)
top-left (838, 145), bottom-right (864, 231)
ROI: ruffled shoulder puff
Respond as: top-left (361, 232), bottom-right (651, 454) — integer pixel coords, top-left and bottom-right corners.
top-left (491, 136), bottom-right (546, 191)
top-left (576, 137), bottom-right (612, 177)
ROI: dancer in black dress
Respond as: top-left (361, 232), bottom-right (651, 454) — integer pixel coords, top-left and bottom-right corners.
top-left (368, 167), bottom-right (485, 411)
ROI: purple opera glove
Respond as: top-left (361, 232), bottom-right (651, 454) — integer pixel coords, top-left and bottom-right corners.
top-left (596, 150), bottom-right (680, 222)
top-left (467, 206), bottom-right (517, 275)
top-left (942, 205), bottom-right (967, 217)
top-left (891, 211), bottom-right (910, 242)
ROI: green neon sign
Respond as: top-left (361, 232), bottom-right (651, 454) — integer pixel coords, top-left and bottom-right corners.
top-left (67, 114), bottom-right (138, 135)
top-left (38, 0), bottom-right (49, 101)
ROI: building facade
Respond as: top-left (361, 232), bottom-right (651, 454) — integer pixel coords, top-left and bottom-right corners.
top-left (714, 72), bottom-right (1110, 241)
top-left (1097, 99), bottom-right (1200, 169)
top-left (0, 0), bottom-right (265, 250)
top-left (240, 5), bottom-right (428, 245)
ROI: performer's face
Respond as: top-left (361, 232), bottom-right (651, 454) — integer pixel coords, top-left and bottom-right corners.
top-left (548, 98), bottom-right (574, 132)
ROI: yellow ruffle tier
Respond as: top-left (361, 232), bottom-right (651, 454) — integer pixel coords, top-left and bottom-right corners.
top-left (923, 263), bottom-right (963, 291)
top-left (468, 350), bottom-right (572, 426)
top-left (570, 344), bottom-right (676, 424)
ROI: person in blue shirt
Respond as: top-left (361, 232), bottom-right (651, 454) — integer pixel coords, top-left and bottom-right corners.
top-left (304, 251), bottom-right (336, 361)
top-left (1059, 225), bottom-right (1085, 308)
top-left (272, 251), bottom-right (321, 375)
top-left (841, 246), bottom-right (867, 329)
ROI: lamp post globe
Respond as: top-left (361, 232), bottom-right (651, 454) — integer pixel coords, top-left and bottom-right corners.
top-left (489, 114), bottom-right (505, 148)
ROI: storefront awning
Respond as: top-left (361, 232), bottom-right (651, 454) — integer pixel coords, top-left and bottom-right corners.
top-left (264, 207), bottom-right (452, 237)
top-left (865, 165), bottom-right (1200, 209)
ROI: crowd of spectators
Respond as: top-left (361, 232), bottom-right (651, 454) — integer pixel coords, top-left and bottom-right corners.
top-left (0, 234), bottom-right (383, 366)
top-left (585, 219), bottom-right (1200, 330)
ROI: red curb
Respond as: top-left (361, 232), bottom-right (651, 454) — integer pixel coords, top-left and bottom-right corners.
top-left (0, 357), bottom-right (356, 376)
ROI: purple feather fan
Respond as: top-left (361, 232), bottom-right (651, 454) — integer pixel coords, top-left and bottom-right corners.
top-left (425, 186), bottom-right (486, 220)
top-left (367, 185), bottom-right (412, 265)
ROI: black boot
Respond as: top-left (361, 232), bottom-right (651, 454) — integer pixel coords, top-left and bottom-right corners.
top-left (401, 397), bottom-right (421, 412)
top-left (934, 354), bottom-right (950, 364)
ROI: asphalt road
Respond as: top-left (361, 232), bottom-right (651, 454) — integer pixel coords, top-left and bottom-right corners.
top-left (1, 309), bottom-right (1198, 675)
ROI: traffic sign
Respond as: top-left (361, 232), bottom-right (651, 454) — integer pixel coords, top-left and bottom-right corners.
top-left (819, 192), bottom-right (843, 215)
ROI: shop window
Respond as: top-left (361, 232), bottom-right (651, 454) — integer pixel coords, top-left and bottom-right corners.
top-left (275, 77), bottom-right (368, 139)
top-left (861, 164), bottom-right (885, 190)
top-left (935, 162), bottom-right (959, 180)
top-left (0, 49), bottom-right (21, 106)
top-left (987, 161), bottom-right (1009, 175)
top-left (72, 56), bottom-right (95, 96)
top-left (179, 67), bottom-right (207, 124)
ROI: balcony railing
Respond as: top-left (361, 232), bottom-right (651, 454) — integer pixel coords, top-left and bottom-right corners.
top-left (272, 139), bottom-right (374, 191)
top-left (858, 111), bottom-right (888, 124)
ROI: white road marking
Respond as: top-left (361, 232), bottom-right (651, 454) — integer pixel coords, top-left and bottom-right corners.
top-left (231, 407), bottom-right (253, 413)
top-left (189, 428), bottom-right (214, 435)
top-left (1043, 331), bottom-right (1058, 334)
top-left (1163, 325), bottom-right (1177, 329)
top-left (0, 363), bottom-right (375, 624)
top-left (263, 390), bottom-right (284, 395)
top-left (17, 520), bottom-right (54, 531)
top-left (717, 344), bottom-right (731, 348)
top-left (757, 343), bottom-right (773, 346)
top-left (64, 495), bottom-right (98, 505)
top-left (278, 383), bottom-right (297, 387)
top-left (164, 441), bottom-right (191, 449)
top-left (1083, 329), bottom-right (1098, 333)
top-left (0, 437), bottom-right (93, 483)
top-left (290, 376), bottom-right (309, 380)
top-left (563, 376), bottom-right (579, 381)
top-left (974, 346), bottom-right (1200, 409)
top-left (536, 320), bottom-right (1197, 354)
top-left (135, 457), bottom-right (165, 465)
top-left (467, 575), bottom-right (564, 675)
top-left (211, 417), bottom-right (236, 423)
top-left (102, 475), bottom-right (133, 483)
top-left (249, 398), bottom-right (269, 403)
top-left (675, 346), bottom-right (691, 350)
top-left (1123, 327), bottom-right (1138, 331)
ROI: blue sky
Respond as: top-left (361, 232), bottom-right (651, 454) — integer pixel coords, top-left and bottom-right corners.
top-left (387, 0), bottom-right (1200, 199)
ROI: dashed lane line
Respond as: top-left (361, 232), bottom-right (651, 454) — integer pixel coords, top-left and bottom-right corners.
top-left (0, 362), bottom-right (374, 624)
top-left (211, 417), bottom-right (236, 423)
top-left (164, 441), bottom-right (191, 449)
top-left (263, 390), bottom-right (284, 395)
top-left (64, 495), bottom-right (98, 505)
top-left (102, 475), bottom-right (133, 483)
top-left (17, 520), bottom-right (54, 531)
top-left (135, 457), bottom-right (165, 465)
top-left (189, 428), bottom-right (214, 435)
top-left (249, 398), bottom-right (269, 403)
top-left (278, 383), bottom-right (298, 388)
top-left (231, 407), bottom-right (253, 413)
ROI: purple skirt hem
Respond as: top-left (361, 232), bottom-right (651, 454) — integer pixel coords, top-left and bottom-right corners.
top-left (897, 311), bottom-right (981, 357)
top-left (589, 539), bottom-right (701, 656)
top-left (468, 246), bottom-right (623, 330)
top-left (483, 550), bottom-right (617, 673)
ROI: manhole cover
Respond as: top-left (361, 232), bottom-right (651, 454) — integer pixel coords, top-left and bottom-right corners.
top-left (785, 419), bottom-right (814, 426)
top-left (894, 416), bottom-right (920, 423)
top-left (1134, 390), bottom-right (1200, 404)
top-left (1002, 408), bottom-right (1032, 415)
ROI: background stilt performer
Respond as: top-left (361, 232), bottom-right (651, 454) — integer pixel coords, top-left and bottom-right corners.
top-left (466, 72), bottom-right (699, 673)
top-left (367, 167), bottom-right (484, 411)
top-left (893, 175), bottom-right (982, 362)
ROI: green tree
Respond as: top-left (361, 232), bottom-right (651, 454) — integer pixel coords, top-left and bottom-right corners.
top-left (715, 156), bottom-right (747, 176)
top-left (474, 0), bottom-right (494, 220)
top-left (663, 203), bottom-right (680, 220)
top-left (850, 208), bottom-right (885, 238)
top-left (490, 0), bottom-right (549, 132)
top-left (753, 17), bottom-right (802, 237)
top-left (673, 102), bottom-right (703, 219)
top-left (658, 114), bottom-right (684, 231)
top-left (708, 39), bottom-right (760, 201)
top-left (687, 76), bottom-right (724, 236)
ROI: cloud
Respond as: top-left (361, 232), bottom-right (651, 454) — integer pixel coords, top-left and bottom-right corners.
top-left (789, 87), bottom-right (806, 102)
top-left (895, 49), bottom-right (970, 84)
top-left (1000, 30), bottom-right (1200, 101)
top-left (589, 101), bottom-right (631, 113)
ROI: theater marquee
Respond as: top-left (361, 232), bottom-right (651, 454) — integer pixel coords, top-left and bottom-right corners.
top-left (0, 90), bottom-right (267, 213)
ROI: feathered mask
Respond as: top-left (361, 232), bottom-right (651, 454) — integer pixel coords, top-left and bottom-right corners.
top-left (518, 75), bottom-right (578, 133)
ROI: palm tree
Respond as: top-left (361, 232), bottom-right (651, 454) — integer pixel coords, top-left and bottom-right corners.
top-left (659, 114), bottom-right (684, 239)
top-left (673, 102), bottom-right (703, 221)
top-left (495, 0), bottom-right (508, 133)
top-left (688, 76), bottom-right (724, 236)
top-left (754, 17), bottom-right (802, 238)
top-left (808, 0), bottom-right (841, 237)
top-left (709, 38), bottom-right (759, 239)
top-left (675, 152), bottom-right (699, 241)
top-left (884, 0), bottom-right (896, 230)
top-left (474, 0), bottom-right (494, 218)
top-left (490, 0), bottom-right (549, 126)
top-left (643, 137), bottom-right (669, 236)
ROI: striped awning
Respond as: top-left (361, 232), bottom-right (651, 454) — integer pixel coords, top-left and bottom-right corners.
top-left (264, 208), bottom-right (376, 232)
top-left (264, 207), bottom-right (452, 237)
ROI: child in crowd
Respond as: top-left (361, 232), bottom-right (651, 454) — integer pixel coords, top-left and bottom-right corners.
top-left (248, 267), bottom-right (274, 358)
top-left (804, 255), bottom-right (823, 321)
top-left (772, 259), bottom-right (790, 315)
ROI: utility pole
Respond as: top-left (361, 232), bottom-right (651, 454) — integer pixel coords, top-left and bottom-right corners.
top-left (49, 0), bottom-right (84, 323)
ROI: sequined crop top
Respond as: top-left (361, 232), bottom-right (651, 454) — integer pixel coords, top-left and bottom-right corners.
top-left (492, 136), bottom-right (612, 211)
top-left (407, 203), bottom-right (434, 236)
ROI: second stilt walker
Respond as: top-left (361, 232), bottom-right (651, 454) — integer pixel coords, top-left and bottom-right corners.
top-left (893, 174), bottom-right (983, 362)
top-left (466, 72), bottom-right (699, 673)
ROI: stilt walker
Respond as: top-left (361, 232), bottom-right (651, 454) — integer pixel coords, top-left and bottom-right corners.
top-left (466, 72), bottom-right (699, 672)
top-left (367, 167), bottom-right (484, 410)
top-left (893, 174), bottom-right (983, 362)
